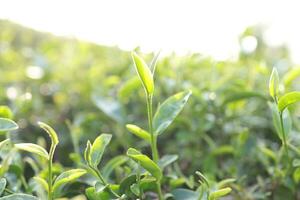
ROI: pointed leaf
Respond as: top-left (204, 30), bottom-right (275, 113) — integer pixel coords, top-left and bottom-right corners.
top-left (158, 155), bottom-right (178, 169)
top-left (127, 148), bottom-right (162, 180)
top-left (0, 194), bottom-right (38, 200)
top-left (102, 155), bottom-right (128, 179)
top-left (171, 188), bottom-right (199, 200)
top-left (52, 169), bottom-right (86, 192)
top-left (0, 118), bottom-right (18, 132)
top-left (126, 124), bottom-right (151, 142)
top-left (15, 143), bottom-right (49, 159)
top-left (37, 122), bottom-right (59, 145)
top-left (269, 68), bottom-right (279, 100)
top-left (150, 51), bottom-right (161, 75)
top-left (84, 140), bottom-right (92, 165)
top-left (90, 134), bottom-right (112, 168)
top-left (278, 91), bottom-right (300, 112)
top-left (131, 52), bottom-right (154, 95)
top-left (209, 187), bottom-right (232, 200)
top-left (153, 90), bottom-right (192, 135)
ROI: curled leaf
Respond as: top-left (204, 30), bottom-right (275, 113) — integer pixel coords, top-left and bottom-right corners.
top-left (126, 124), bottom-right (151, 142)
top-left (15, 143), bottom-right (49, 160)
top-left (131, 52), bottom-right (154, 95)
top-left (38, 122), bottom-right (59, 145)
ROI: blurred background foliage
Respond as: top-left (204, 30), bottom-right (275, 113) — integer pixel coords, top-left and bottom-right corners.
top-left (1, 20), bottom-right (300, 198)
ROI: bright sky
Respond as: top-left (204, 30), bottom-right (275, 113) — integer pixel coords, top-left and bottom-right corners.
top-left (1, 0), bottom-right (300, 62)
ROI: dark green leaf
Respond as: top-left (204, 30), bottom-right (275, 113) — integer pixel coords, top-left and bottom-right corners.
top-left (153, 90), bottom-right (192, 135)
top-left (171, 188), bottom-right (199, 200)
top-left (102, 155), bottom-right (128, 179)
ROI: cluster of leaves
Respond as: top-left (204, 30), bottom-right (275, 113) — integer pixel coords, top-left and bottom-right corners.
top-left (0, 53), bottom-right (234, 199)
top-left (1, 20), bottom-right (300, 199)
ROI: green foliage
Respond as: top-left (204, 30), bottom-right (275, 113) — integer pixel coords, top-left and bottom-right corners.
top-left (1, 20), bottom-right (300, 199)
top-left (153, 90), bottom-right (192, 135)
top-left (131, 52), bottom-right (154, 95)
top-left (0, 118), bottom-right (18, 132)
top-left (127, 148), bottom-right (162, 181)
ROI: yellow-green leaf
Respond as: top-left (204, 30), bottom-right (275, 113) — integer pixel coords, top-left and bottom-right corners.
top-left (131, 52), bottom-right (154, 95)
top-left (90, 134), bottom-right (112, 168)
top-left (38, 122), bottom-right (59, 145)
top-left (209, 187), bottom-right (232, 200)
top-left (126, 124), bottom-right (151, 142)
top-left (278, 91), bottom-right (300, 112)
top-left (52, 169), bottom-right (86, 192)
top-left (15, 143), bottom-right (49, 160)
top-left (127, 148), bottom-right (162, 180)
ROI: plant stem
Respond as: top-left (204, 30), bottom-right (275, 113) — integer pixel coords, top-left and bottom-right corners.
top-left (156, 182), bottom-right (164, 200)
top-left (279, 112), bottom-right (290, 164)
top-left (146, 94), bottom-right (163, 200)
top-left (48, 144), bottom-right (55, 200)
top-left (146, 95), bottom-right (159, 163)
top-left (91, 166), bottom-right (120, 198)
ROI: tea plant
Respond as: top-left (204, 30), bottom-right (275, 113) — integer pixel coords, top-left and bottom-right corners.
top-left (0, 52), bottom-right (234, 200)
top-left (267, 68), bottom-right (300, 197)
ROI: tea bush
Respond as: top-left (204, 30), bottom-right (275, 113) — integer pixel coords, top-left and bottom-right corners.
top-left (0, 20), bottom-right (300, 199)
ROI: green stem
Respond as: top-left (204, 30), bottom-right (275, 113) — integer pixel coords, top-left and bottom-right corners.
top-left (146, 95), bottom-right (159, 163)
top-left (156, 182), bottom-right (163, 200)
top-left (146, 95), bottom-right (163, 200)
top-left (279, 112), bottom-right (289, 160)
top-left (48, 145), bottom-right (55, 200)
top-left (91, 166), bottom-right (120, 198)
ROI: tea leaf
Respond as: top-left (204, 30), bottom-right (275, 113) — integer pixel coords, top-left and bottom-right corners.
top-left (52, 169), bottom-right (86, 192)
top-left (37, 122), bottom-right (59, 145)
top-left (150, 51), bottom-right (160, 75)
top-left (102, 155), bottom-right (128, 179)
top-left (0, 194), bottom-right (38, 200)
top-left (171, 188), bottom-right (199, 200)
top-left (90, 134), bottom-right (112, 168)
top-left (0, 118), bottom-right (18, 132)
top-left (84, 140), bottom-right (92, 165)
top-left (158, 154), bottom-right (178, 169)
top-left (278, 91), bottom-right (300, 112)
top-left (269, 68), bottom-right (279, 100)
top-left (153, 90), bottom-right (192, 135)
top-left (127, 148), bottom-right (162, 180)
top-left (131, 52), bottom-right (154, 95)
top-left (209, 187), bottom-right (232, 200)
top-left (15, 143), bottom-right (49, 160)
top-left (126, 124), bottom-right (151, 142)
top-left (0, 178), bottom-right (6, 196)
